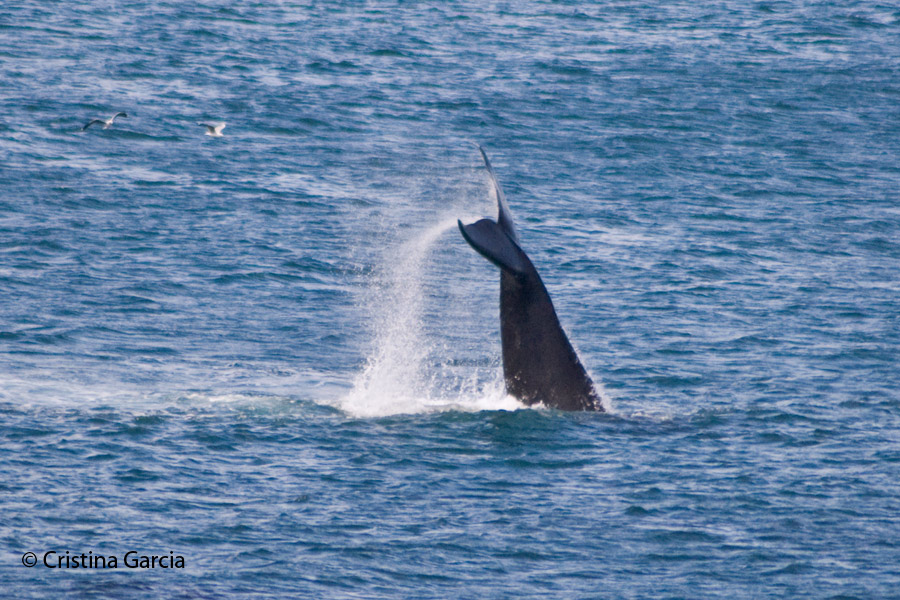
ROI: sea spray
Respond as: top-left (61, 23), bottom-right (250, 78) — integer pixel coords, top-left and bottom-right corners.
top-left (341, 215), bottom-right (522, 417)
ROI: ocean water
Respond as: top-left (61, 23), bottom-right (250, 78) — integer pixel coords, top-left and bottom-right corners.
top-left (2, 1), bottom-right (899, 597)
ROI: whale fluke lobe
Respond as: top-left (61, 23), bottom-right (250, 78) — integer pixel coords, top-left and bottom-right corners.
top-left (459, 147), bottom-right (602, 412)
top-left (458, 218), bottom-right (528, 276)
top-left (477, 145), bottom-right (518, 243)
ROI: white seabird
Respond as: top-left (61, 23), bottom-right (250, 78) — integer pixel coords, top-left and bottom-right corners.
top-left (82, 112), bottom-right (128, 131)
top-left (198, 122), bottom-right (226, 137)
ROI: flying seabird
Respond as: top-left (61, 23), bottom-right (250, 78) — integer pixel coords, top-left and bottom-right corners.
top-left (82, 112), bottom-right (128, 131)
top-left (198, 122), bottom-right (226, 137)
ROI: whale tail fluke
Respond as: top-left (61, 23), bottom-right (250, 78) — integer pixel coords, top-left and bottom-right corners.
top-left (460, 145), bottom-right (530, 274)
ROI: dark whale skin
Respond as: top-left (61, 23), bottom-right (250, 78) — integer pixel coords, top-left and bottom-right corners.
top-left (499, 261), bottom-right (602, 411)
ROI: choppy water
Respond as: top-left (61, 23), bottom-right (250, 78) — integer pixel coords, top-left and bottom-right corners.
top-left (3, 1), bottom-right (900, 598)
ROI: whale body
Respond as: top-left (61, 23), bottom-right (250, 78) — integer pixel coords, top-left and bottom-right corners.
top-left (459, 147), bottom-right (602, 411)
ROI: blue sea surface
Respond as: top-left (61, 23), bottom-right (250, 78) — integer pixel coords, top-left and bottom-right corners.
top-left (2, 1), bottom-right (900, 598)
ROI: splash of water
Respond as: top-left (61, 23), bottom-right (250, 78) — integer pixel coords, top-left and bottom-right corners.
top-left (340, 216), bottom-right (525, 417)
